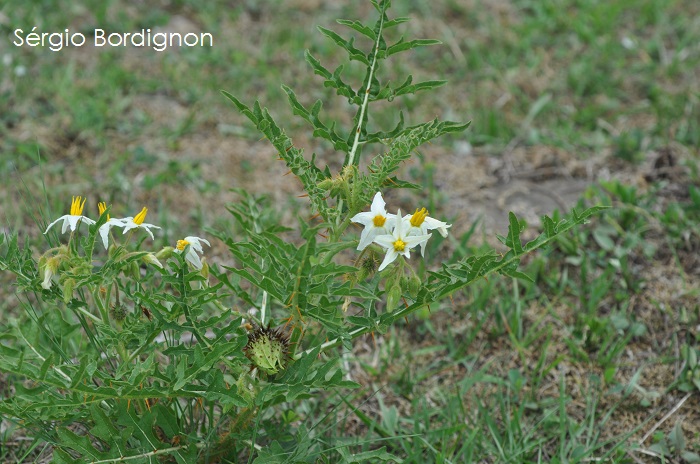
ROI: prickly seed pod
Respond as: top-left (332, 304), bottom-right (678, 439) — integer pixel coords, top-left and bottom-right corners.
top-left (244, 325), bottom-right (291, 375)
top-left (358, 253), bottom-right (379, 280)
top-left (110, 304), bottom-right (128, 322)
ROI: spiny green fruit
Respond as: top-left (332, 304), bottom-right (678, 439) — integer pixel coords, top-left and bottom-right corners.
top-left (110, 304), bottom-right (128, 322)
top-left (358, 253), bottom-right (379, 281)
top-left (244, 326), bottom-right (291, 375)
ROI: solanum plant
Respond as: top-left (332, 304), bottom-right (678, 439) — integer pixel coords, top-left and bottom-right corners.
top-left (0, 1), bottom-right (604, 462)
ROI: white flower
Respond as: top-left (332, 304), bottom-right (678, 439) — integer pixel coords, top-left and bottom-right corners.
top-left (120, 207), bottom-right (161, 241)
top-left (176, 236), bottom-right (211, 269)
top-left (373, 209), bottom-right (431, 271)
top-left (403, 207), bottom-right (452, 256)
top-left (96, 201), bottom-right (127, 249)
top-left (44, 196), bottom-right (96, 235)
top-left (350, 192), bottom-right (397, 251)
top-left (41, 257), bottom-right (60, 290)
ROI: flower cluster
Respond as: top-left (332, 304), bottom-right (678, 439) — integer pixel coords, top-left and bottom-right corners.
top-left (41, 196), bottom-right (210, 288)
top-left (351, 192), bottom-right (451, 271)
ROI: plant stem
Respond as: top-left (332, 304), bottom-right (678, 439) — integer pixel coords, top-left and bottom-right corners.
top-left (336, 2), bottom-right (386, 225)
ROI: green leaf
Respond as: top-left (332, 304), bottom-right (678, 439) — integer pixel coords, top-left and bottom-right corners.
top-left (337, 19), bottom-right (376, 40)
top-left (385, 37), bottom-right (441, 57)
top-left (56, 427), bottom-right (106, 461)
top-left (506, 212), bottom-right (525, 254)
top-left (366, 118), bottom-right (470, 194)
top-left (317, 26), bottom-right (370, 64)
top-left (282, 84), bottom-right (350, 152)
top-left (305, 51), bottom-right (358, 105)
top-left (337, 446), bottom-right (403, 463)
top-left (669, 421), bottom-right (686, 452)
top-left (373, 75), bottom-right (447, 101)
top-left (682, 451), bottom-right (700, 463)
top-left (542, 215), bottom-right (556, 237)
top-left (383, 17), bottom-right (411, 28)
top-left (221, 91), bottom-right (333, 221)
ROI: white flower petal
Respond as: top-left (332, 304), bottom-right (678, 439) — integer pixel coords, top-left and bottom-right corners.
top-left (378, 248), bottom-right (398, 271)
top-left (176, 236), bottom-right (210, 270)
top-left (98, 218), bottom-right (126, 249)
top-left (44, 215), bottom-right (68, 234)
top-left (357, 227), bottom-right (379, 251)
top-left (370, 192), bottom-right (386, 214)
top-left (185, 249), bottom-right (203, 269)
top-left (373, 234), bottom-right (397, 249)
top-left (350, 211), bottom-right (375, 226)
top-left (402, 233), bottom-right (431, 249)
top-left (41, 268), bottom-right (54, 289)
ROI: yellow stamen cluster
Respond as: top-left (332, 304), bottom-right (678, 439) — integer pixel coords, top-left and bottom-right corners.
top-left (410, 207), bottom-right (429, 227)
top-left (393, 239), bottom-right (406, 252)
top-left (373, 215), bottom-right (387, 227)
top-left (98, 202), bottom-right (110, 221)
top-left (176, 239), bottom-right (190, 251)
top-left (133, 207), bottom-right (148, 225)
top-left (70, 196), bottom-right (86, 216)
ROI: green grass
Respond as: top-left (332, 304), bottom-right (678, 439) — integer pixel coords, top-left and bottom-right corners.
top-left (1, 0), bottom-right (700, 462)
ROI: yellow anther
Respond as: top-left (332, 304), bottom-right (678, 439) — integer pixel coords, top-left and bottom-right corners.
top-left (70, 196), bottom-right (86, 216)
top-left (373, 215), bottom-right (387, 227)
top-left (410, 207), bottom-right (429, 227)
top-left (98, 202), bottom-right (110, 221)
top-left (393, 239), bottom-right (406, 252)
top-left (133, 207), bottom-right (148, 225)
top-left (176, 239), bottom-right (190, 251)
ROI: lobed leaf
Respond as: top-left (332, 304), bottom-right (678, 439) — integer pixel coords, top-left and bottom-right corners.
top-left (336, 18), bottom-right (376, 40)
top-left (384, 37), bottom-right (442, 57)
top-left (317, 26), bottom-right (370, 64)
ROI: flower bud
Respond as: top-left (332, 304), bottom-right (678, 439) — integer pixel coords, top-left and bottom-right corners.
top-left (142, 253), bottom-right (163, 269)
top-left (62, 278), bottom-right (76, 304)
top-left (386, 283), bottom-right (402, 313)
top-left (407, 274), bottom-right (421, 298)
top-left (342, 164), bottom-right (356, 180)
top-left (41, 257), bottom-right (61, 290)
top-left (317, 179), bottom-right (334, 190)
top-left (200, 258), bottom-right (209, 279)
top-left (155, 246), bottom-right (175, 261)
top-left (129, 261), bottom-right (140, 280)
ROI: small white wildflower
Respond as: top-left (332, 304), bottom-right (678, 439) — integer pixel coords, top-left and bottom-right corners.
top-left (120, 207), bottom-right (161, 240)
top-left (96, 201), bottom-right (127, 249)
top-left (176, 236), bottom-right (210, 269)
top-left (41, 257), bottom-right (60, 290)
top-left (403, 207), bottom-right (452, 256)
top-left (350, 192), bottom-right (397, 251)
top-left (373, 209), bottom-right (431, 272)
top-left (44, 196), bottom-right (96, 235)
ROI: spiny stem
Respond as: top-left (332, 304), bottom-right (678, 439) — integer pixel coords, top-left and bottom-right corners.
top-left (336, 3), bottom-right (386, 226)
